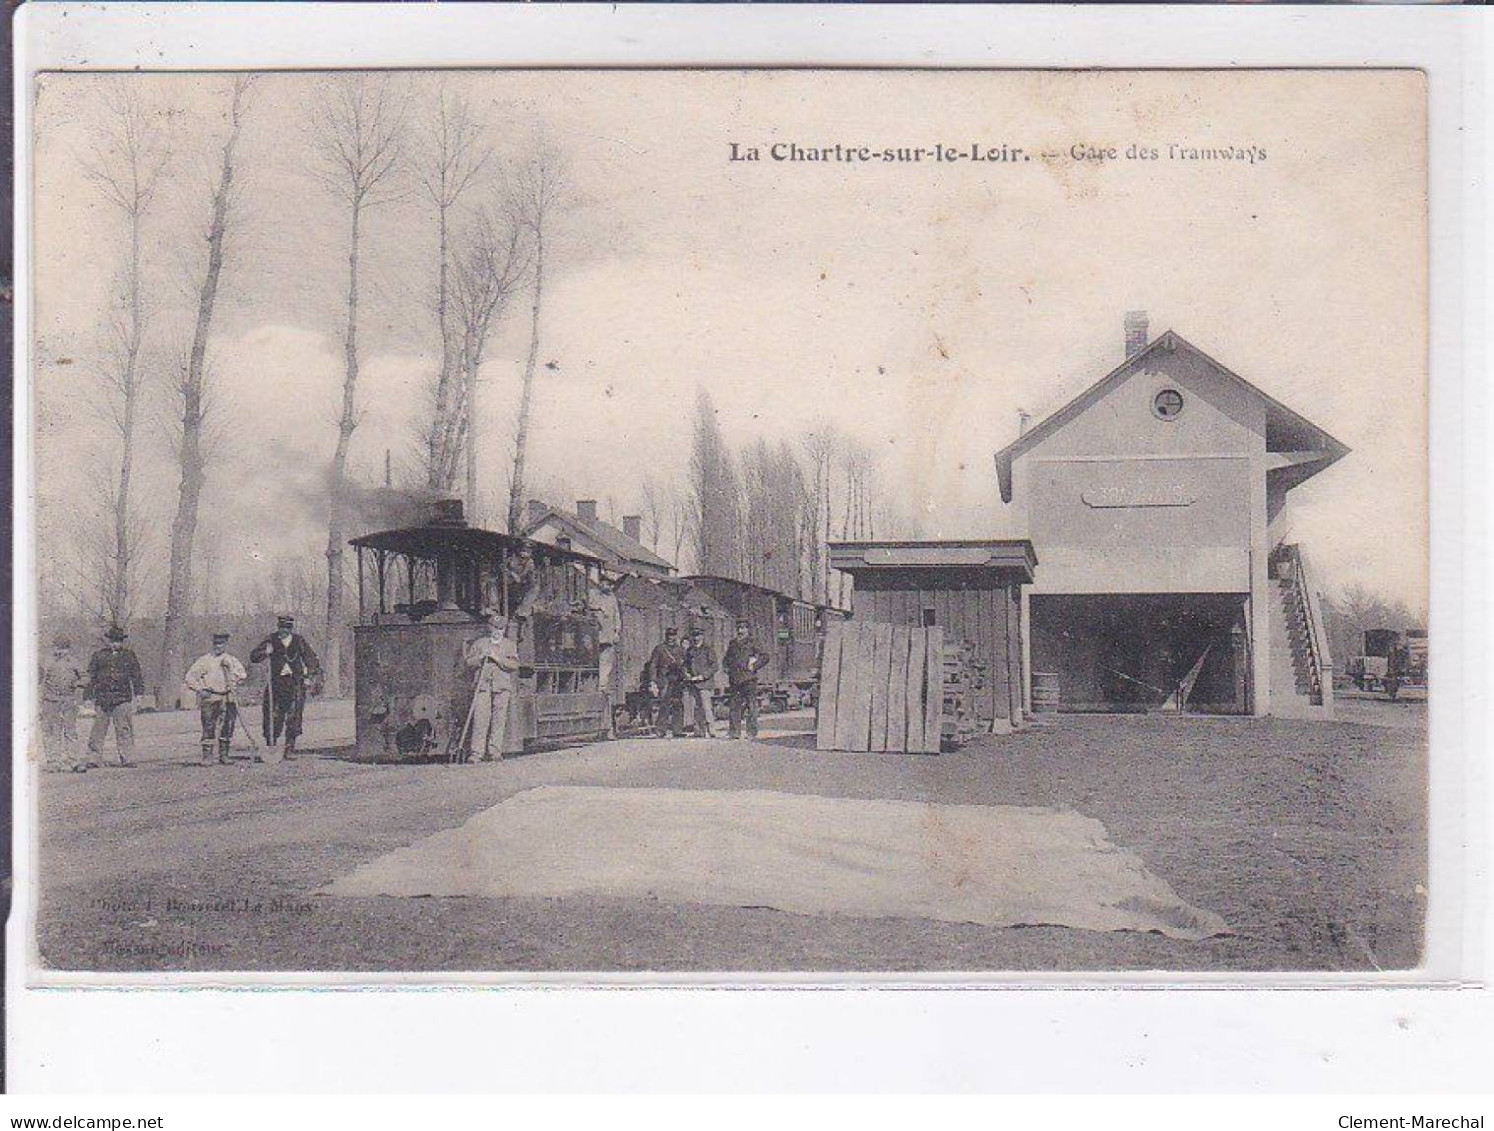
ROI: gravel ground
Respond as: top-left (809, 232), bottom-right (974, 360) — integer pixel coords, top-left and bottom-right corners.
top-left (32, 707), bottom-right (1426, 974)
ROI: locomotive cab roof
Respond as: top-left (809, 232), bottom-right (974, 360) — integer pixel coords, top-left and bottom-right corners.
top-left (350, 522), bottom-right (603, 568)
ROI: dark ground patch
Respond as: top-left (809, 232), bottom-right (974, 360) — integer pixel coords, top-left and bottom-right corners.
top-left (32, 710), bottom-right (1426, 973)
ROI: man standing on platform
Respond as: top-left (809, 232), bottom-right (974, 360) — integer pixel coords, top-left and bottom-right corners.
top-left (184, 631), bottom-right (248, 766)
top-left (463, 608), bottom-right (522, 761)
top-left (723, 618), bottom-right (767, 740)
top-left (250, 615), bottom-right (321, 758)
top-left (682, 626), bottom-right (717, 738)
top-left (84, 624), bottom-right (144, 768)
top-left (589, 574), bottom-right (623, 736)
top-left (39, 636), bottom-right (87, 772)
top-left (646, 626), bottom-right (685, 738)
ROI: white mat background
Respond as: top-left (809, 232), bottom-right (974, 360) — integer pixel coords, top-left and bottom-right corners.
top-left (322, 785), bottom-right (1228, 941)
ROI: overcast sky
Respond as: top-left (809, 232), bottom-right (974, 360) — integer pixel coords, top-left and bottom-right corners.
top-left (31, 69), bottom-right (1427, 614)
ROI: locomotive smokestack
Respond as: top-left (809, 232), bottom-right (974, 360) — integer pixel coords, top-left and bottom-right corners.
top-left (1125, 310), bottom-right (1149, 359)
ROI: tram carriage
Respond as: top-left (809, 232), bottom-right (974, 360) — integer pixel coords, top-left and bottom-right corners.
top-left (349, 500), bottom-right (609, 761)
top-left (611, 575), bottom-right (734, 729)
top-left (682, 577), bottom-right (841, 710)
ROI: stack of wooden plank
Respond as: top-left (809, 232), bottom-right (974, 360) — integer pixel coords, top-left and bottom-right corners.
top-left (941, 642), bottom-right (977, 747)
top-left (816, 621), bottom-right (953, 754)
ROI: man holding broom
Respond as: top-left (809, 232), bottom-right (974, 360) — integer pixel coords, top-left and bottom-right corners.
top-left (184, 631), bottom-right (248, 766)
top-left (461, 607), bottom-right (521, 761)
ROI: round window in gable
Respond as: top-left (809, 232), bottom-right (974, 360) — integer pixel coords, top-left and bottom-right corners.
top-left (1152, 388), bottom-right (1185, 420)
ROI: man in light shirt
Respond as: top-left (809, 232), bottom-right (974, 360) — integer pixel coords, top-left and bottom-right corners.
top-left (589, 574), bottom-right (623, 734)
top-left (462, 608), bottom-right (522, 761)
top-left (184, 631), bottom-right (248, 766)
top-left (39, 635), bottom-right (87, 772)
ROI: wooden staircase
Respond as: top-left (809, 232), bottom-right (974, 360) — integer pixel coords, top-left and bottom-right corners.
top-left (1268, 544), bottom-right (1334, 719)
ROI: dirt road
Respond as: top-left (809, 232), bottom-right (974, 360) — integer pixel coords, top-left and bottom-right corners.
top-left (32, 711), bottom-right (1426, 974)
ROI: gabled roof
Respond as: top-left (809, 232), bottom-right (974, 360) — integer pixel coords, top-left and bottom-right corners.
top-left (994, 330), bottom-right (1351, 503)
top-left (524, 505), bottom-right (676, 573)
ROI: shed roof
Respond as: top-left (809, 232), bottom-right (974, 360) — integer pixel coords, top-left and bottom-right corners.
top-left (993, 330), bottom-right (1351, 502)
top-left (829, 540), bottom-right (1037, 583)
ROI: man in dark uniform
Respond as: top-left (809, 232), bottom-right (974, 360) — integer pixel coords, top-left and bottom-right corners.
top-left (723, 618), bottom-right (767, 740)
top-left (645, 626), bottom-right (685, 738)
top-left (84, 624), bottom-right (144, 767)
top-left (682, 626), bottom-right (717, 738)
top-left (250, 615), bottom-right (321, 758)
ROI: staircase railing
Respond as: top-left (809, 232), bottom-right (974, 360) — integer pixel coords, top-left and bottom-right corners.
top-left (1279, 543), bottom-right (1333, 707)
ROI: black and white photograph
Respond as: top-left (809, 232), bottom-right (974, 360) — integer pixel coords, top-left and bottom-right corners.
top-left (23, 66), bottom-right (1430, 977)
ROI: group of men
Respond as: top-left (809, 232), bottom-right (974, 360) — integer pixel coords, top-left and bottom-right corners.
top-left (37, 615), bottom-right (321, 772)
top-left (644, 618), bottom-right (766, 740)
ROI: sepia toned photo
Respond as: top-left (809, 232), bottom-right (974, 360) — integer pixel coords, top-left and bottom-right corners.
top-left (24, 67), bottom-right (1428, 977)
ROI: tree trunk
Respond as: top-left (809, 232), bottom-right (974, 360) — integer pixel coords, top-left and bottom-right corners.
top-left (464, 347), bottom-right (479, 523)
top-left (506, 229), bottom-right (543, 534)
top-left (427, 201), bottom-right (454, 489)
top-left (158, 105), bottom-right (237, 704)
top-left (325, 198), bottom-right (362, 697)
top-left (112, 208), bottom-right (143, 624)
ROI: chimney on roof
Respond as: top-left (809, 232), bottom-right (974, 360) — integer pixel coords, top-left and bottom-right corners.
top-left (1125, 311), bottom-right (1149, 359)
top-left (523, 499), bottom-right (548, 529)
top-left (576, 499), bottom-right (598, 522)
top-left (1017, 410), bottom-right (1032, 436)
top-left (430, 498), bottom-right (466, 527)
top-left (622, 515), bottom-right (642, 542)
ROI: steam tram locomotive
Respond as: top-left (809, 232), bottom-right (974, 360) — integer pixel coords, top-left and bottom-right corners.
top-left (349, 500), bottom-right (609, 760)
top-left (348, 500), bottom-right (846, 760)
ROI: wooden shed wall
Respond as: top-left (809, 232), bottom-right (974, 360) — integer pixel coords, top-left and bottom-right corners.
top-left (851, 574), bottom-right (1023, 724)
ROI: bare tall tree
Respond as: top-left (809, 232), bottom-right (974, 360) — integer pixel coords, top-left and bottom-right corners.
top-left (667, 481), bottom-right (693, 571)
top-left (158, 76), bottom-right (251, 703)
top-left (688, 387), bottom-right (742, 578)
top-left (81, 81), bottom-right (169, 628)
top-left (309, 74), bottom-right (407, 695)
top-left (417, 84), bottom-right (491, 488)
top-left (505, 141), bottom-right (569, 533)
top-left (443, 206), bottom-right (528, 519)
top-left (639, 475), bottom-right (665, 551)
top-left (800, 425), bottom-right (838, 605)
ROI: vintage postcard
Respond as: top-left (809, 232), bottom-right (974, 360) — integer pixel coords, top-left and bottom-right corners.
top-left (24, 67), bottom-right (1428, 978)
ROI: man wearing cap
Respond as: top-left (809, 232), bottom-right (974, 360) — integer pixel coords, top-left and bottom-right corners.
top-left (39, 635), bottom-right (87, 772)
top-left (723, 618), bottom-right (767, 740)
top-left (463, 608), bottom-right (521, 761)
top-left (250, 615), bottom-right (321, 758)
top-left (185, 631), bottom-right (249, 766)
top-left (84, 624), bottom-right (144, 767)
top-left (645, 627), bottom-right (685, 738)
top-left (682, 626), bottom-right (718, 738)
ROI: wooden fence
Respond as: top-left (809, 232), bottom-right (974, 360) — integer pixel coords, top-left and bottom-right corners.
top-left (816, 621), bottom-right (948, 754)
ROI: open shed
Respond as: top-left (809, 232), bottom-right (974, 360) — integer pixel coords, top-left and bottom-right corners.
top-left (828, 540), bottom-right (1038, 730)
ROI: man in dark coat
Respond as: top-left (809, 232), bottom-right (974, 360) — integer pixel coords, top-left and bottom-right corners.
top-left (723, 618), bottom-right (767, 740)
top-left (682, 626), bottom-right (718, 738)
top-left (84, 624), bottom-right (144, 767)
top-left (250, 615), bottom-right (321, 757)
top-left (645, 626), bottom-right (685, 738)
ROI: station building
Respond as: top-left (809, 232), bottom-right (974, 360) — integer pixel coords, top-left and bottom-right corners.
top-left (994, 314), bottom-right (1347, 718)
